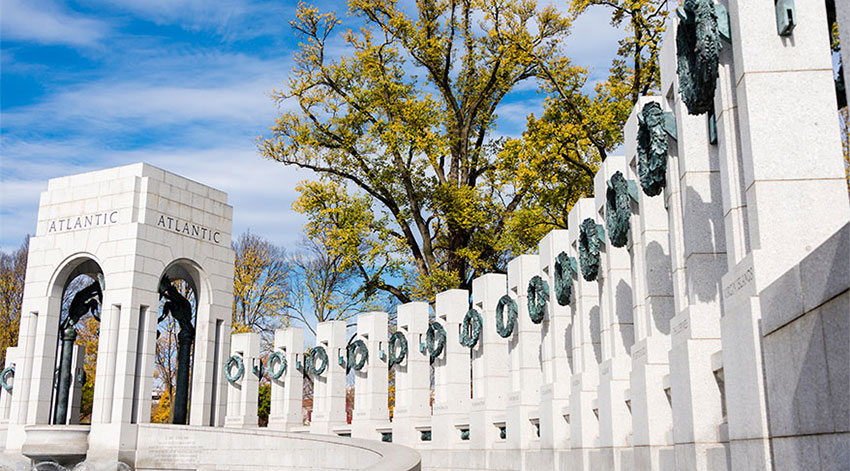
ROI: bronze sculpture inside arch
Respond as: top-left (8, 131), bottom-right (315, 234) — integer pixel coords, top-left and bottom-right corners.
top-left (53, 280), bottom-right (102, 424)
top-left (159, 276), bottom-right (195, 425)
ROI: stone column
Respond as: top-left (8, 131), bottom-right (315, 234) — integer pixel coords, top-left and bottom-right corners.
top-left (188, 265), bottom-right (234, 428)
top-left (568, 198), bottom-right (602, 470)
top-left (310, 320), bottom-right (347, 435)
top-left (88, 285), bottom-right (160, 465)
top-left (624, 96), bottom-right (677, 470)
top-left (391, 302), bottom-right (431, 448)
top-left (505, 254), bottom-right (542, 465)
top-left (469, 273), bottom-right (509, 463)
top-left (224, 332), bottom-right (260, 428)
top-left (538, 230), bottom-right (571, 457)
top-left (717, 2), bottom-right (850, 469)
top-left (432, 289), bottom-right (470, 454)
top-left (659, 19), bottom-right (729, 470)
top-left (65, 344), bottom-right (86, 425)
top-left (0, 347), bottom-right (19, 424)
top-left (594, 155), bottom-right (635, 469)
top-left (352, 311), bottom-right (390, 440)
top-left (268, 327), bottom-right (304, 431)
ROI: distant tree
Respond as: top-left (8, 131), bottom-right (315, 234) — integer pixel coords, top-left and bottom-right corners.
top-left (75, 314), bottom-right (99, 423)
top-left (0, 237), bottom-right (28, 365)
top-left (285, 236), bottom-right (375, 335)
top-left (232, 231), bottom-right (290, 336)
top-left (153, 315), bottom-right (180, 422)
top-left (151, 389), bottom-right (172, 424)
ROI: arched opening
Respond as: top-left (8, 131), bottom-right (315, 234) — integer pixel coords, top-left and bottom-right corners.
top-left (152, 262), bottom-right (198, 425)
top-left (50, 258), bottom-right (104, 425)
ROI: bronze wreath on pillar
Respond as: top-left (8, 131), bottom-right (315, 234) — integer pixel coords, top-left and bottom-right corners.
top-left (637, 102), bottom-right (669, 197)
top-left (606, 171), bottom-right (632, 248)
top-left (676, 0), bottom-right (722, 115)
top-left (579, 218), bottom-right (603, 282)
top-left (554, 251), bottom-right (577, 306)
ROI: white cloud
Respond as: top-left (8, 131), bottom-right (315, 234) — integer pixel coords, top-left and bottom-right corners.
top-left (562, 5), bottom-right (626, 80)
top-left (0, 0), bottom-right (109, 47)
top-left (2, 51), bottom-right (293, 136)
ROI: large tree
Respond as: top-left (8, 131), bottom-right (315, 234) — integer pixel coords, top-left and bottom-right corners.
top-left (262, 0), bottom-right (571, 300)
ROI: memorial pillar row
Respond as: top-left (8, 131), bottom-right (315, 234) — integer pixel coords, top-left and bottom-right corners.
top-left (309, 320), bottom-right (347, 435)
top-left (224, 331), bottom-right (260, 429)
top-left (505, 254), bottom-right (543, 459)
top-left (538, 230), bottom-right (572, 454)
top-left (594, 155), bottom-right (635, 469)
top-left (567, 198), bottom-right (602, 470)
top-left (352, 311), bottom-right (390, 440)
top-left (431, 289), bottom-right (470, 451)
top-left (659, 19), bottom-right (729, 471)
top-left (269, 327), bottom-right (305, 431)
top-left (391, 302), bottom-right (431, 448)
top-left (624, 95), bottom-right (676, 470)
top-left (718, 2), bottom-right (850, 469)
top-left (469, 274), bottom-right (509, 459)
top-left (0, 347), bottom-right (20, 425)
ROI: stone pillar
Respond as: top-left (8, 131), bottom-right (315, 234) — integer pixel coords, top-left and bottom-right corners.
top-left (538, 230), bottom-right (571, 457)
top-left (658, 20), bottom-right (729, 470)
top-left (624, 96), bottom-right (677, 470)
top-left (88, 285), bottom-right (160, 465)
top-left (65, 344), bottom-right (86, 425)
top-left (0, 347), bottom-right (19, 424)
top-left (505, 254), bottom-right (542, 463)
top-left (310, 320), bottom-right (347, 435)
top-left (352, 311), bottom-right (390, 440)
top-left (268, 327), bottom-right (304, 431)
top-left (391, 302), bottom-right (431, 448)
top-left (432, 289), bottom-right (470, 453)
top-left (469, 273), bottom-right (509, 462)
top-left (717, 2), bottom-right (850, 470)
top-left (224, 332), bottom-right (260, 428)
top-left (568, 198), bottom-right (602, 470)
top-left (594, 155), bottom-right (635, 469)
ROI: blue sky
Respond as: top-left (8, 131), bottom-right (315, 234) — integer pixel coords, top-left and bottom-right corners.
top-left (0, 0), bottom-right (624, 253)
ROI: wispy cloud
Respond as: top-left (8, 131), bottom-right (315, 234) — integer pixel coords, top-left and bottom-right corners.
top-left (0, 45), bottom-right (301, 251)
top-left (0, 0), bottom-right (110, 47)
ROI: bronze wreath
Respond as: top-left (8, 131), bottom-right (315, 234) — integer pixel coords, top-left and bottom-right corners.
top-left (676, 0), bottom-right (722, 115)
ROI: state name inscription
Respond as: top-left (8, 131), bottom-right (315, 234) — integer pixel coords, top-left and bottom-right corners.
top-left (156, 215), bottom-right (222, 244)
top-left (47, 211), bottom-right (119, 234)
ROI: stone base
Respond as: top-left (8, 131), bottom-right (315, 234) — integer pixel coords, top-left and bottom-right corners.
top-left (673, 442), bottom-right (729, 471)
top-left (632, 444), bottom-right (676, 471)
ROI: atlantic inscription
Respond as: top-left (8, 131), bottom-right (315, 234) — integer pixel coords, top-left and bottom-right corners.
top-left (47, 211), bottom-right (119, 234)
top-left (156, 215), bottom-right (222, 244)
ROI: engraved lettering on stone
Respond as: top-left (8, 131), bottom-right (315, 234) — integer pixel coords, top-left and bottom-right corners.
top-left (156, 214), bottom-right (222, 244)
top-left (723, 266), bottom-right (754, 299)
top-left (47, 210), bottom-right (119, 234)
